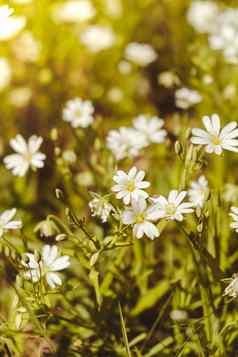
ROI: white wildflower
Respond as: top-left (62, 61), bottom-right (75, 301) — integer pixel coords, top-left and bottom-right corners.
top-left (150, 190), bottom-right (194, 221)
top-left (158, 71), bottom-right (180, 88)
top-left (191, 114), bottom-right (238, 155)
top-left (80, 25), bottom-right (115, 52)
top-left (133, 114), bottom-right (167, 145)
top-left (53, 0), bottom-right (95, 23)
top-left (124, 42), bottom-right (157, 66)
top-left (4, 134), bottom-right (46, 176)
top-left (118, 60), bottom-right (132, 74)
top-left (107, 87), bottom-right (123, 103)
top-left (122, 198), bottom-right (160, 239)
top-left (175, 87), bottom-right (202, 109)
top-left (0, 209), bottom-right (22, 237)
top-left (209, 8), bottom-right (238, 64)
top-left (89, 193), bottom-right (114, 223)
top-left (22, 245), bottom-right (70, 288)
top-left (188, 176), bottom-right (209, 208)
top-left (12, 31), bottom-right (41, 62)
top-left (112, 167), bottom-right (150, 205)
top-left (9, 87), bottom-right (32, 108)
top-left (187, 1), bottom-right (219, 33)
top-left (106, 127), bottom-right (147, 161)
top-left (63, 98), bottom-right (94, 128)
top-left (0, 5), bottom-right (26, 41)
top-left (223, 184), bottom-right (238, 203)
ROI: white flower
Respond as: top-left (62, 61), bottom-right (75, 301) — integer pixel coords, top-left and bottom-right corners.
top-left (124, 42), bottom-right (157, 66)
top-left (223, 184), bottom-right (238, 203)
top-left (22, 245), bottom-right (70, 288)
top-left (12, 31), bottom-right (41, 62)
top-left (112, 167), bottom-right (150, 205)
top-left (191, 114), bottom-right (238, 155)
top-left (118, 60), bottom-right (132, 74)
top-left (9, 87), bottom-right (32, 108)
top-left (0, 58), bottom-right (11, 91)
top-left (89, 193), bottom-right (114, 223)
top-left (0, 208), bottom-right (22, 237)
top-left (229, 207), bottom-right (238, 233)
top-left (104, 0), bottom-right (122, 17)
top-left (133, 114), bottom-right (167, 145)
top-left (158, 71), bottom-right (180, 88)
top-left (224, 274), bottom-right (238, 298)
top-left (4, 134), bottom-right (46, 176)
top-left (175, 87), bottom-right (202, 109)
top-left (80, 25), bottom-right (115, 52)
top-left (0, 6), bottom-right (26, 41)
top-left (187, 1), bottom-right (219, 33)
top-left (188, 176), bottom-right (209, 208)
top-left (107, 87), bottom-right (123, 103)
top-left (63, 98), bottom-right (94, 128)
top-left (150, 190), bottom-right (194, 221)
top-left (0, 5), bottom-right (13, 20)
top-left (106, 127), bottom-right (147, 161)
top-left (122, 198), bottom-right (159, 239)
top-left (209, 9), bottom-right (238, 64)
top-left (53, 0), bottom-right (95, 23)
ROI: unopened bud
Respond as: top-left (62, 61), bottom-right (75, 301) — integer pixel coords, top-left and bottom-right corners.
top-left (195, 207), bottom-right (202, 218)
top-left (50, 128), bottom-right (58, 141)
top-left (56, 233), bottom-right (67, 242)
top-left (197, 222), bottom-right (203, 233)
top-left (55, 188), bottom-right (64, 200)
top-left (175, 141), bottom-right (182, 156)
top-left (34, 250), bottom-right (41, 263)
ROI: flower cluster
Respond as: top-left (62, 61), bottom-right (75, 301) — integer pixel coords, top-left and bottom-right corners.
top-left (106, 114), bottom-right (167, 160)
top-left (188, 2), bottom-right (238, 63)
top-left (110, 167), bottom-right (194, 239)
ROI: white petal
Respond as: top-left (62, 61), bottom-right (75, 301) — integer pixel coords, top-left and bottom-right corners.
top-left (191, 137), bottom-right (210, 145)
top-left (0, 208), bottom-right (16, 225)
top-left (168, 190), bottom-right (178, 204)
top-left (211, 114), bottom-right (220, 135)
top-left (9, 135), bottom-right (27, 154)
top-left (174, 191), bottom-right (187, 206)
top-left (128, 167), bottom-right (137, 179)
top-left (50, 256), bottom-right (70, 271)
top-left (122, 210), bottom-right (135, 224)
top-left (46, 272), bottom-right (62, 288)
top-left (28, 136), bottom-right (43, 154)
top-left (143, 222), bottom-right (159, 239)
top-left (202, 116), bottom-right (213, 133)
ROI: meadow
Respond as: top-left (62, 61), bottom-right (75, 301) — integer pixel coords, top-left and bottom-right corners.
top-left (1, 0), bottom-right (238, 356)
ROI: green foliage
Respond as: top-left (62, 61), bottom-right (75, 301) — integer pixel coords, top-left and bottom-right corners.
top-left (1, 0), bottom-right (238, 356)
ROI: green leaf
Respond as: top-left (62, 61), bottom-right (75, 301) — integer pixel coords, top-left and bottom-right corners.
top-left (144, 336), bottom-right (174, 357)
top-left (131, 281), bottom-right (169, 316)
top-left (118, 302), bottom-right (131, 357)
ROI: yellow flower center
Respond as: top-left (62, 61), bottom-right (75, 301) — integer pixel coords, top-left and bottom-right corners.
top-left (211, 135), bottom-right (221, 146)
top-left (23, 151), bottom-right (33, 162)
top-left (127, 181), bottom-right (135, 192)
top-left (166, 203), bottom-right (176, 216)
top-left (136, 213), bottom-right (145, 223)
top-left (75, 108), bottom-right (82, 117)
